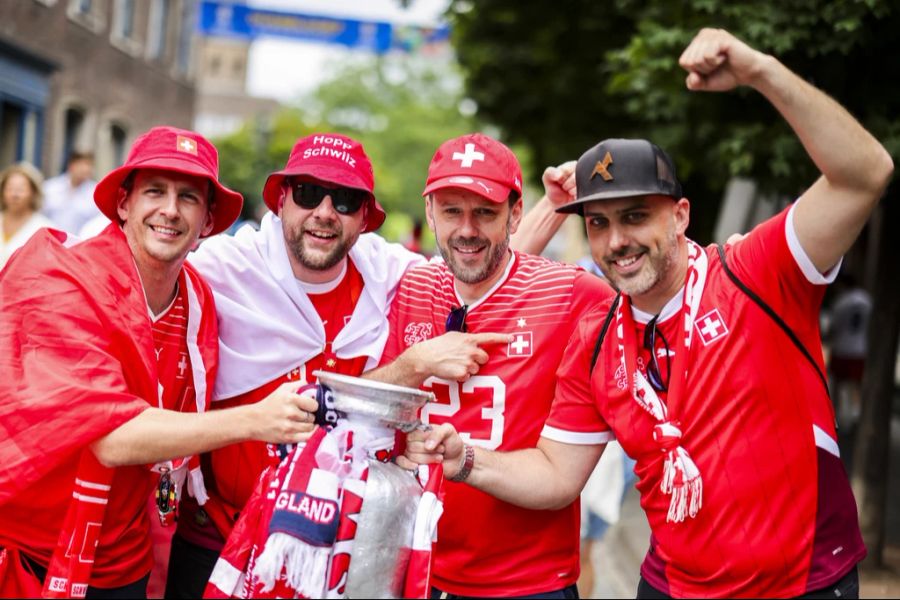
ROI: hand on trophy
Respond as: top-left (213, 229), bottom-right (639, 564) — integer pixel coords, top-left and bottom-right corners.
top-left (397, 423), bottom-right (465, 476)
top-left (247, 380), bottom-right (321, 443)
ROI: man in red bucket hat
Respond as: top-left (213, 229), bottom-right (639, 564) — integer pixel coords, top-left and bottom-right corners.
top-left (0, 126), bottom-right (320, 599)
top-left (165, 131), bottom-right (581, 596)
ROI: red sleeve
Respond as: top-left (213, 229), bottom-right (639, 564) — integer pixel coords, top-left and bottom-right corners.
top-left (542, 304), bottom-right (615, 445)
top-left (0, 234), bottom-right (150, 502)
top-left (727, 204), bottom-right (829, 339)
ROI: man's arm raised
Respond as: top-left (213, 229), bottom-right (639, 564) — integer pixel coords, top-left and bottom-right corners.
top-left (680, 28), bottom-right (893, 273)
top-left (91, 381), bottom-right (318, 467)
top-left (364, 332), bottom-right (512, 388)
top-left (399, 423), bottom-right (604, 511)
top-left (509, 161), bottom-right (577, 256)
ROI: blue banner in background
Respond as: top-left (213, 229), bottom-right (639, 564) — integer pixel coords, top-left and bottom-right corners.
top-left (198, 1), bottom-right (449, 54)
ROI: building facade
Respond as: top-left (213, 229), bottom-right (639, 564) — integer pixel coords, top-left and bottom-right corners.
top-left (0, 0), bottom-right (199, 177)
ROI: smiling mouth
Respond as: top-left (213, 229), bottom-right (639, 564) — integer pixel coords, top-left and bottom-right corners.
top-left (305, 229), bottom-right (338, 241)
top-left (150, 224), bottom-right (181, 237)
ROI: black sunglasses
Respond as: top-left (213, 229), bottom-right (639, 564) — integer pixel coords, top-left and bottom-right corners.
top-left (289, 180), bottom-right (368, 215)
top-left (643, 315), bottom-right (670, 393)
top-left (446, 305), bottom-right (468, 333)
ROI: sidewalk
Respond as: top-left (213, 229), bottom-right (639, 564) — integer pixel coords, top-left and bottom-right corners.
top-left (585, 414), bottom-right (900, 598)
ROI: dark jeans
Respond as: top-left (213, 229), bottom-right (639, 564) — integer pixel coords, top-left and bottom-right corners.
top-left (636, 565), bottom-right (860, 599)
top-left (431, 583), bottom-right (579, 599)
top-left (19, 552), bottom-right (149, 599)
top-left (164, 534), bottom-right (221, 598)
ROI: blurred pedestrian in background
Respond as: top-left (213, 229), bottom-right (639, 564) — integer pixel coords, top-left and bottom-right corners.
top-left (0, 162), bottom-right (53, 268)
top-left (824, 272), bottom-right (872, 432)
top-left (42, 150), bottom-right (100, 235)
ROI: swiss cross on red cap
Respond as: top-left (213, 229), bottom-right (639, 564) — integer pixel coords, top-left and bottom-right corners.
top-left (422, 133), bottom-right (523, 203)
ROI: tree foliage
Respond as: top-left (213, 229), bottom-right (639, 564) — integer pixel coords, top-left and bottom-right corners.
top-left (447, 0), bottom-right (900, 241)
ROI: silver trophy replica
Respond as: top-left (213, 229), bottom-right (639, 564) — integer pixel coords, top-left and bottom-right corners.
top-left (313, 371), bottom-right (440, 599)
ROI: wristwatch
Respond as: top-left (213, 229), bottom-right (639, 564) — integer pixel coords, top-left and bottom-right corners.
top-left (449, 444), bottom-right (475, 482)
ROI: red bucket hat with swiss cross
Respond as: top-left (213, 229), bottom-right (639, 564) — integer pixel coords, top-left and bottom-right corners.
top-left (93, 126), bottom-right (243, 237)
top-left (263, 133), bottom-right (386, 233)
top-left (423, 133), bottom-right (523, 203)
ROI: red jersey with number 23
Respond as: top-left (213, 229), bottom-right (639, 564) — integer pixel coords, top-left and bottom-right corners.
top-left (380, 251), bottom-right (613, 597)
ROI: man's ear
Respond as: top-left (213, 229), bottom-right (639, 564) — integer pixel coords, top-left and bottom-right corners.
top-left (277, 183), bottom-right (288, 218)
top-left (201, 209), bottom-right (215, 238)
top-left (508, 197), bottom-right (524, 235)
top-left (674, 197), bottom-right (691, 236)
top-left (115, 188), bottom-right (130, 222)
top-left (424, 195), bottom-right (437, 233)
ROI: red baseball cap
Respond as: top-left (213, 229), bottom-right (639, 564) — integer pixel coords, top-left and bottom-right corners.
top-left (93, 126), bottom-right (243, 237)
top-left (263, 133), bottom-right (386, 233)
top-left (422, 133), bottom-right (523, 203)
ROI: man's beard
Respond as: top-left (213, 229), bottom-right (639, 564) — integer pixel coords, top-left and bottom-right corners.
top-left (604, 227), bottom-right (678, 296)
top-left (438, 231), bottom-right (510, 284)
top-left (286, 220), bottom-right (353, 271)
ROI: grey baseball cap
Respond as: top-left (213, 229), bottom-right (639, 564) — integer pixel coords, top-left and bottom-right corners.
top-left (556, 138), bottom-right (682, 215)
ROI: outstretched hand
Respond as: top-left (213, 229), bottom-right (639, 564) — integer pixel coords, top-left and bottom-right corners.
top-left (679, 28), bottom-right (769, 92)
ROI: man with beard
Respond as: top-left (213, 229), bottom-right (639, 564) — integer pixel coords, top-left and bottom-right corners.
top-left (403, 28), bottom-right (893, 599)
top-left (165, 132), bottom-right (579, 596)
top-left (366, 133), bottom-right (615, 598)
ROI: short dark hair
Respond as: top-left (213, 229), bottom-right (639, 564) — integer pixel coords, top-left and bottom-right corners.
top-left (67, 151), bottom-right (94, 166)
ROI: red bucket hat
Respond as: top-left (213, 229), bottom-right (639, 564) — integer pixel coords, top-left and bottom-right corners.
top-left (94, 126), bottom-right (243, 237)
top-left (423, 133), bottom-right (523, 203)
top-left (262, 133), bottom-right (386, 233)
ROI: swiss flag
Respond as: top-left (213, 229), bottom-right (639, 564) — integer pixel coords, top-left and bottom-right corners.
top-left (176, 135), bottom-right (198, 155)
top-left (695, 309), bottom-right (729, 346)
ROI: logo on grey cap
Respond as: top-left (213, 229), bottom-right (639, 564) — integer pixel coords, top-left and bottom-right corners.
top-left (591, 151), bottom-right (614, 182)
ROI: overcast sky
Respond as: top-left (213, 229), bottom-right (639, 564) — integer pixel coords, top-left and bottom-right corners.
top-left (245, 0), bottom-right (451, 101)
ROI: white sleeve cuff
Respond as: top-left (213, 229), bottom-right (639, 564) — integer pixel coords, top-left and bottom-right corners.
top-left (540, 424), bottom-right (615, 445)
top-left (786, 203), bottom-right (841, 285)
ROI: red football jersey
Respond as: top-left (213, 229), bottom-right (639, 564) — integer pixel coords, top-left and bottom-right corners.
top-left (151, 282), bottom-right (196, 413)
top-left (544, 206), bottom-right (864, 598)
top-left (183, 261), bottom-right (369, 547)
top-left (380, 251), bottom-right (613, 597)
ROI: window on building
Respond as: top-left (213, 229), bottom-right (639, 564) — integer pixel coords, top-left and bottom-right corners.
top-left (117, 0), bottom-right (136, 39)
top-left (175, 0), bottom-right (198, 77)
top-left (110, 123), bottom-right (128, 167)
top-left (68, 0), bottom-right (105, 33)
top-left (147, 0), bottom-right (170, 60)
top-left (0, 102), bottom-right (25, 168)
top-left (61, 106), bottom-right (85, 173)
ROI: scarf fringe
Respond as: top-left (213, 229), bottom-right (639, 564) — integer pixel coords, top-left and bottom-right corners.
top-left (661, 447), bottom-right (703, 523)
top-left (253, 532), bottom-right (329, 597)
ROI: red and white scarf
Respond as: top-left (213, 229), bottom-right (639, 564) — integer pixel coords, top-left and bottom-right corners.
top-left (205, 423), bottom-right (442, 599)
top-left (615, 240), bottom-right (707, 522)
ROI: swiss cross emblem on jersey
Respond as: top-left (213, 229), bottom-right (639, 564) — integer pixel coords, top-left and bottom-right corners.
top-left (508, 331), bottom-right (533, 358)
top-left (695, 308), bottom-right (729, 346)
top-left (176, 135), bottom-right (198, 155)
